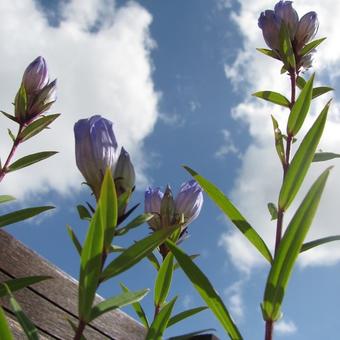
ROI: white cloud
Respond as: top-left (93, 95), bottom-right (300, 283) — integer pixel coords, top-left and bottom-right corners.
top-left (275, 319), bottom-right (297, 336)
top-left (219, 0), bottom-right (340, 271)
top-left (182, 294), bottom-right (193, 309)
top-left (224, 279), bottom-right (246, 320)
top-left (215, 129), bottom-right (239, 159)
top-left (0, 0), bottom-right (159, 198)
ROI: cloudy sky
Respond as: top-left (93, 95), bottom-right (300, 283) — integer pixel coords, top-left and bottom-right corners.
top-left (1, 0), bottom-right (340, 338)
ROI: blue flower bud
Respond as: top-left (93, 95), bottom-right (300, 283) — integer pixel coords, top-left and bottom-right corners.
top-left (258, 10), bottom-right (281, 50)
top-left (274, 1), bottom-right (299, 39)
top-left (114, 147), bottom-right (136, 197)
top-left (295, 11), bottom-right (318, 51)
top-left (74, 115), bottom-right (118, 199)
top-left (22, 56), bottom-right (49, 94)
top-left (145, 187), bottom-right (164, 230)
top-left (175, 179), bottom-right (203, 226)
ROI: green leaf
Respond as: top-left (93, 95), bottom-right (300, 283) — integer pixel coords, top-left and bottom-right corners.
top-left (89, 289), bottom-right (149, 322)
top-left (7, 129), bottom-right (15, 143)
top-left (279, 101), bottom-right (330, 210)
top-left (166, 241), bottom-right (242, 340)
top-left (19, 114), bottom-right (60, 141)
top-left (256, 48), bottom-right (280, 60)
top-left (296, 76), bottom-right (306, 89)
top-left (1, 111), bottom-right (18, 123)
top-left (4, 285), bottom-right (39, 340)
top-left (312, 87), bottom-right (333, 99)
top-left (146, 297), bottom-right (177, 340)
top-left (301, 235), bottom-right (340, 253)
top-left (271, 115), bottom-right (285, 167)
top-left (184, 166), bottom-right (272, 264)
top-left (8, 151), bottom-right (58, 172)
top-left (115, 213), bottom-right (153, 236)
top-left (167, 306), bottom-right (208, 328)
top-left (287, 73), bottom-right (314, 136)
top-left (0, 206), bottom-right (54, 228)
top-left (174, 254), bottom-right (199, 270)
top-left (0, 276), bottom-right (51, 297)
top-left (154, 253), bottom-right (174, 308)
top-left (79, 169), bottom-right (114, 322)
top-left (279, 23), bottom-right (296, 69)
top-left (76, 204), bottom-right (92, 221)
top-left (147, 251), bottom-right (161, 271)
top-left (66, 225), bottom-right (82, 255)
top-left (300, 37), bottom-right (326, 57)
top-left (313, 152), bottom-right (340, 162)
top-left (263, 168), bottom-right (331, 321)
top-left (14, 84), bottom-right (27, 121)
top-left (252, 91), bottom-right (290, 107)
top-left (101, 225), bottom-right (179, 282)
top-left (0, 306), bottom-right (14, 340)
top-left (167, 329), bottom-right (216, 340)
top-left (100, 169), bottom-right (118, 251)
top-left (109, 244), bottom-right (125, 253)
top-left (120, 283), bottom-right (149, 328)
top-left (267, 203), bottom-right (278, 221)
top-left (0, 195), bottom-right (15, 204)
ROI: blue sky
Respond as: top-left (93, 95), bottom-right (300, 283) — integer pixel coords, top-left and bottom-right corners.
top-left (1, 0), bottom-right (340, 339)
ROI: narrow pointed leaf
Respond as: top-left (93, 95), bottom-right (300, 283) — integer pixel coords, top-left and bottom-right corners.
top-left (120, 283), bottom-right (149, 328)
top-left (0, 206), bottom-right (54, 228)
top-left (174, 254), bottom-right (199, 270)
top-left (4, 285), bottom-right (39, 340)
top-left (147, 251), bottom-right (161, 271)
top-left (7, 151), bottom-right (57, 172)
top-left (279, 23), bottom-right (295, 69)
top-left (154, 253), bottom-right (174, 307)
top-left (146, 297), bottom-right (177, 340)
top-left (271, 115), bottom-right (285, 167)
top-left (296, 76), bottom-right (306, 89)
top-left (76, 205), bottom-right (91, 221)
top-left (89, 289), bottom-right (149, 322)
top-left (0, 276), bottom-right (51, 297)
top-left (1, 111), bottom-right (18, 123)
top-left (301, 235), bottom-right (340, 253)
top-left (167, 306), bottom-right (208, 328)
top-left (312, 87), bottom-right (333, 99)
top-left (19, 114), bottom-right (60, 141)
top-left (267, 203), bottom-right (278, 220)
top-left (115, 213), bottom-right (153, 236)
top-left (252, 91), bottom-right (290, 107)
top-left (101, 225), bottom-right (179, 282)
top-left (166, 240), bottom-right (242, 340)
top-left (263, 168), bottom-right (331, 321)
top-left (313, 152), bottom-right (340, 162)
top-left (300, 37), bottom-right (326, 57)
top-left (0, 195), bottom-right (15, 204)
top-left (0, 306), bottom-right (13, 340)
top-left (256, 48), bottom-right (280, 60)
top-left (279, 101), bottom-right (330, 210)
top-left (184, 166), bottom-right (272, 263)
top-left (287, 74), bottom-right (314, 136)
top-left (66, 225), bottom-right (82, 255)
top-left (8, 129), bottom-right (15, 143)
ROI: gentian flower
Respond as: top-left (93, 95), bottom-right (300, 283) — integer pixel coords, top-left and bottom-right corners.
top-left (258, 1), bottom-right (319, 71)
top-left (145, 179), bottom-right (203, 232)
top-left (15, 56), bottom-right (57, 122)
top-left (74, 115), bottom-right (135, 202)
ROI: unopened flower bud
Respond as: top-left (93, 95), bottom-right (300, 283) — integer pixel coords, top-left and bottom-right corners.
top-left (22, 56), bottom-right (49, 94)
top-left (295, 11), bottom-right (318, 51)
top-left (114, 147), bottom-right (136, 197)
top-left (258, 10), bottom-right (281, 50)
top-left (274, 1), bottom-right (299, 39)
top-left (145, 187), bottom-right (163, 230)
top-left (74, 115), bottom-right (118, 199)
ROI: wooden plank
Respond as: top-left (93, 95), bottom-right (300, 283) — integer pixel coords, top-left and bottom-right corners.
top-left (0, 230), bottom-right (146, 339)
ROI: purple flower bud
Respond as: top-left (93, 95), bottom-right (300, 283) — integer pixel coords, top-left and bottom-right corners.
top-left (258, 10), bottom-right (281, 50)
top-left (295, 11), bottom-right (318, 51)
top-left (74, 115), bottom-right (118, 199)
top-left (175, 180), bottom-right (203, 226)
top-left (22, 56), bottom-right (49, 94)
top-left (145, 187), bottom-right (164, 230)
top-left (114, 147), bottom-right (136, 197)
top-left (274, 1), bottom-right (299, 39)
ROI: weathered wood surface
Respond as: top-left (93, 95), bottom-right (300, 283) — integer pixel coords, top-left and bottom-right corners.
top-left (0, 230), bottom-right (146, 340)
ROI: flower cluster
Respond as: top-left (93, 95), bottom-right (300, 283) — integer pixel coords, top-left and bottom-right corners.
top-left (74, 115), bottom-right (135, 202)
top-left (145, 180), bottom-right (203, 233)
top-left (15, 56), bottom-right (57, 123)
top-left (258, 1), bottom-right (318, 70)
